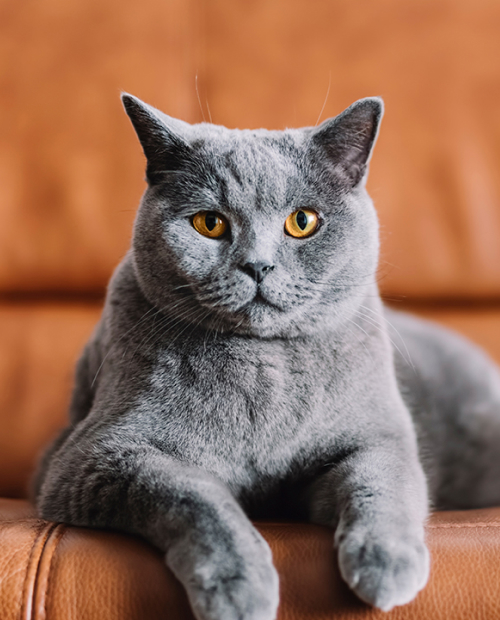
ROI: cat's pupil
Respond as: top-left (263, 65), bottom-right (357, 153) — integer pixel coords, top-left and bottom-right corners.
top-left (205, 213), bottom-right (218, 231)
top-left (296, 211), bottom-right (308, 230)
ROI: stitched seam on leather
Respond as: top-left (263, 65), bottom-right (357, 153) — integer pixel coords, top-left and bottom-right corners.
top-left (32, 524), bottom-right (66, 620)
top-left (43, 526), bottom-right (66, 620)
top-left (19, 522), bottom-right (58, 620)
top-left (0, 520), bottom-right (40, 526)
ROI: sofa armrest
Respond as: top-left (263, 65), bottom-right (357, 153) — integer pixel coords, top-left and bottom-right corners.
top-left (0, 499), bottom-right (193, 620)
top-left (2, 498), bottom-right (500, 620)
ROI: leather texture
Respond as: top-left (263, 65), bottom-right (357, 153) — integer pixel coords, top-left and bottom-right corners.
top-left (0, 0), bottom-right (202, 295)
top-left (0, 301), bottom-right (101, 498)
top-left (2, 498), bottom-right (500, 620)
top-left (2, 0), bottom-right (500, 299)
top-left (2, 0), bottom-right (500, 618)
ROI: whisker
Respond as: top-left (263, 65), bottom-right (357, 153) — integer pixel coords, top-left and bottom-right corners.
top-left (344, 322), bottom-right (375, 365)
top-left (195, 74), bottom-right (206, 123)
top-left (125, 298), bottom-right (201, 357)
top-left (91, 305), bottom-right (159, 387)
top-left (144, 303), bottom-right (203, 348)
top-left (151, 306), bottom-right (207, 350)
top-left (355, 307), bottom-right (413, 371)
top-left (358, 304), bottom-right (416, 372)
top-left (171, 283), bottom-right (194, 292)
top-left (315, 71), bottom-right (332, 126)
top-left (168, 307), bottom-right (213, 348)
top-left (206, 99), bottom-right (213, 124)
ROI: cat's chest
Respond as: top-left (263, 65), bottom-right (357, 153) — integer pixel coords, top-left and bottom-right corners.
top-left (146, 335), bottom-right (344, 487)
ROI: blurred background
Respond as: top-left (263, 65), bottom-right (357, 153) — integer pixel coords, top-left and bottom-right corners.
top-left (1, 0), bottom-right (500, 498)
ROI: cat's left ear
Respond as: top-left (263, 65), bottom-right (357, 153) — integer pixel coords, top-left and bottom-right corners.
top-left (310, 97), bottom-right (384, 188)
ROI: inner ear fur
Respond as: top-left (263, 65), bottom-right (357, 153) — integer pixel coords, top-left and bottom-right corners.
top-left (311, 97), bottom-right (384, 188)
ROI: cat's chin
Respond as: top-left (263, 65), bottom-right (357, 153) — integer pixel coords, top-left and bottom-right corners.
top-left (224, 292), bottom-right (361, 339)
top-left (215, 303), bottom-right (328, 339)
top-left (195, 300), bottom-right (287, 339)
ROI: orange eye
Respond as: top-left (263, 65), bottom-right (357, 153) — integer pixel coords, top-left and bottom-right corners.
top-left (284, 209), bottom-right (319, 238)
top-left (192, 211), bottom-right (228, 238)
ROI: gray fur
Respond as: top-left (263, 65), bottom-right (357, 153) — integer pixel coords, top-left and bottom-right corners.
top-left (34, 94), bottom-right (500, 618)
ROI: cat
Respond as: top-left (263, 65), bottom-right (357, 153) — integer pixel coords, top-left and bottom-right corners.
top-left (34, 93), bottom-right (500, 620)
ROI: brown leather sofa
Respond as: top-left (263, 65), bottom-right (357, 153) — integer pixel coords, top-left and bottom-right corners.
top-left (2, 1), bottom-right (500, 618)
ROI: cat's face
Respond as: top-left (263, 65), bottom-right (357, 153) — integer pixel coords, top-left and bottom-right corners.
top-left (123, 95), bottom-right (383, 338)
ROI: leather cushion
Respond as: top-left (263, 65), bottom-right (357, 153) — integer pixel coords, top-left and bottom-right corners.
top-left (1, 498), bottom-right (500, 620)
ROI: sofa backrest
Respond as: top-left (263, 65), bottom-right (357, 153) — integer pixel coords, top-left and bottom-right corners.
top-left (2, 0), bottom-right (500, 300)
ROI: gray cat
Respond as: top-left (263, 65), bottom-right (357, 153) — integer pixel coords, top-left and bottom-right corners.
top-left (34, 94), bottom-right (500, 619)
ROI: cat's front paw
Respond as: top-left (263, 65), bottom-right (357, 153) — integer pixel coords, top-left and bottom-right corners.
top-left (167, 532), bottom-right (279, 620)
top-left (336, 526), bottom-right (429, 611)
top-left (191, 559), bottom-right (279, 620)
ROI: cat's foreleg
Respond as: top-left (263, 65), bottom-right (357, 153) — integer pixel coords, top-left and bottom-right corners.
top-left (31, 343), bottom-right (99, 499)
top-left (69, 338), bottom-right (103, 424)
top-left (35, 432), bottom-right (279, 620)
top-left (308, 435), bottom-right (429, 611)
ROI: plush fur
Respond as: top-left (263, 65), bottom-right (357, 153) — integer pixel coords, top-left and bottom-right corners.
top-left (34, 95), bottom-right (500, 619)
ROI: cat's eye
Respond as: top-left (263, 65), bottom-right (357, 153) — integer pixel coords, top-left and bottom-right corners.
top-left (284, 209), bottom-right (319, 238)
top-left (192, 211), bottom-right (228, 238)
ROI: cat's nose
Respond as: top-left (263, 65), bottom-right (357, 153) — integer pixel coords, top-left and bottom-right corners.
top-left (240, 261), bottom-right (274, 284)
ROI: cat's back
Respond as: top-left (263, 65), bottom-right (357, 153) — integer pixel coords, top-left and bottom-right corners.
top-left (385, 307), bottom-right (500, 508)
top-left (384, 307), bottom-right (500, 411)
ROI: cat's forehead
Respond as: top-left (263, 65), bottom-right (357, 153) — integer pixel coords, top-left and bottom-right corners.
top-left (194, 125), bottom-right (304, 162)
top-left (191, 126), bottom-right (308, 193)
top-left (195, 129), bottom-right (311, 212)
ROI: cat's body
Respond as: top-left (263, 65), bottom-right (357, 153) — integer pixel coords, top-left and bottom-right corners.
top-left (35, 95), bottom-right (500, 620)
top-left (389, 308), bottom-right (500, 509)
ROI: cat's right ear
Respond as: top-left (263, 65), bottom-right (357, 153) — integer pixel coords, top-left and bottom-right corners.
top-left (121, 93), bottom-right (192, 184)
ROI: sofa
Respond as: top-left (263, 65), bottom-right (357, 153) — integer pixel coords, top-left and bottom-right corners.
top-left (2, 0), bottom-right (500, 618)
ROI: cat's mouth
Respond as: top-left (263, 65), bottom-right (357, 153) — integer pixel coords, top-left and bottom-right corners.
top-left (240, 289), bottom-right (282, 312)
top-left (254, 291), bottom-right (268, 304)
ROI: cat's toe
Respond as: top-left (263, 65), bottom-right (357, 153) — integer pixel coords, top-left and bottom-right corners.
top-left (189, 561), bottom-right (279, 620)
top-left (169, 545), bottom-right (279, 620)
top-left (337, 530), bottom-right (429, 611)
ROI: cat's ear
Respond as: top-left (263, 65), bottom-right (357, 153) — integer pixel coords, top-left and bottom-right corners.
top-left (121, 93), bottom-right (192, 184)
top-left (310, 97), bottom-right (384, 188)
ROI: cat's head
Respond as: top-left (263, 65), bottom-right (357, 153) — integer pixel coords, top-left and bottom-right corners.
top-left (122, 94), bottom-right (383, 338)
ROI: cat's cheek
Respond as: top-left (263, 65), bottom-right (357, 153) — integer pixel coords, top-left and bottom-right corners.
top-left (163, 227), bottom-right (221, 281)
